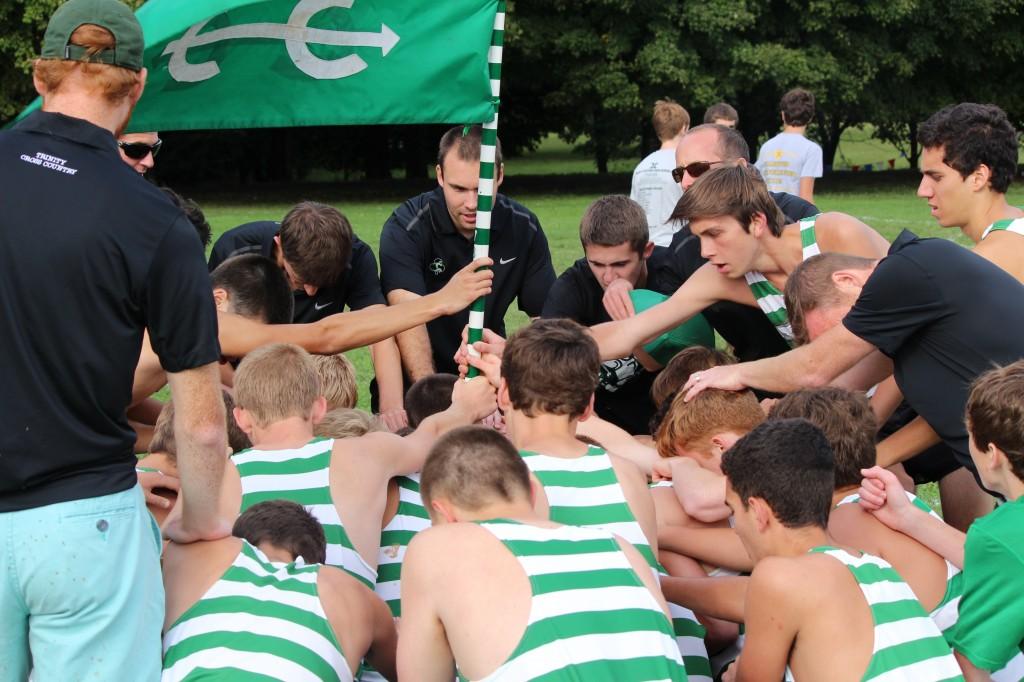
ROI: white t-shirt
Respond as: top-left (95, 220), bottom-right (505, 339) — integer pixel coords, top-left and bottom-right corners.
top-left (755, 132), bottom-right (823, 196)
top-left (630, 148), bottom-right (683, 247)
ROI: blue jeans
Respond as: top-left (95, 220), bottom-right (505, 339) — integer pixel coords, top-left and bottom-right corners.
top-left (0, 485), bottom-right (163, 681)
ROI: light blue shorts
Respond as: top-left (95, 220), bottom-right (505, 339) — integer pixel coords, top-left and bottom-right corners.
top-left (0, 484), bottom-right (164, 681)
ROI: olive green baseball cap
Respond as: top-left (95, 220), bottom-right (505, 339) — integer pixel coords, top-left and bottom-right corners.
top-left (41, 0), bottom-right (143, 72)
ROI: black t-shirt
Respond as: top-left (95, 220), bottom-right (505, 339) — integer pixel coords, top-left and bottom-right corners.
top-left (542, 248), bottom-right (678, 433)
top-left (208, 220), bottom-right (385, 322)
top-left (0, 112), bottom-right (220, 511)
top-left (663, 191), bottom-right (818, 362)
top-left (380, 187), bottom-right (556, 373)
top-left (844, 231), bottom-right (1024, 470)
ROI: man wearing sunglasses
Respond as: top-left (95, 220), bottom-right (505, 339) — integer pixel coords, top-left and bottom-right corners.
top-left (117, 131), bottom-right (160, 174)
top-left (604, 124), bottom-right (819, 364)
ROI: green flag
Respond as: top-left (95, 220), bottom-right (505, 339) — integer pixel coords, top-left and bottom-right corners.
top-left (17, 0), bottom-right (498, 131)
top-left (130, 0), bottom-right (498, 131)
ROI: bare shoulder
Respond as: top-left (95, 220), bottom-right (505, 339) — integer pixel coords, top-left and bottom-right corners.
top-left (815, 211), bottom-right (889, 256)
top-left (164, 536), bottom-right (241, 574)
top-left (332, 431), bottom-right (406, 466)
top-left (607, 451), bottom-right (646, 485)
top-left (749, 554), bottom-right (835, 603)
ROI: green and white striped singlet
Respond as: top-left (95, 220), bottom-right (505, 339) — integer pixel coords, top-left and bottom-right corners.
top-left (162, 540), bottom-right (351, 682)
top-left (521, 446), bottom-right (712, 682)
top-left (744, 214), bottom-right (821, 343)
top-left (798, 547), bottom-right (963, 682)
top-left (464, 520), bottom-right (688, 682)
top-left (835, 491), bottom-right (963, 640)
top-left (981, 217), bottom-right (1024, 240)
top-left (361, 475), bottom-right (432, 682)
top-left (376, 474), bottom-right (430, 615)
top-left (233, 437), bottom-right (377, 588)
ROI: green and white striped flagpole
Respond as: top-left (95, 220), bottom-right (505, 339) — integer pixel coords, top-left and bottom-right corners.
top-left (466, 0), bottom-right (505, 378)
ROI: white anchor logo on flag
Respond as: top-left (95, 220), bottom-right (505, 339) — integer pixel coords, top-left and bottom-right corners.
top-left (163, 0), bottom-right (400, 82)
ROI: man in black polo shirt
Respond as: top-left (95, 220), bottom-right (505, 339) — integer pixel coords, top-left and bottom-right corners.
top-left (0, 1), bottom-right (227, 678)
top-left (209, 201), bottom-right (407, 427)
top-left (683, 232), bottom-right (1024, 502)
top-left (603, 123), bottom-right (817, 362)
top-left (380, 125), bottom-right (556, 378)
top-left (543, 195), bottom-right (711, 433)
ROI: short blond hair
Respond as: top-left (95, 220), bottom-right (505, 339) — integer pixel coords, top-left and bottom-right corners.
top-left (234, 344), bottom-right (320, 428)
top-left (314, 408), bottom-right (384, 439)
top-left (34, 24), bottom-right (139, 102)
top-left (655, 388), bottom-right (764, 458)
top-left (652, 99), bottom-right (690, 141)
top-left (311, 354), bottom-right (358, 410)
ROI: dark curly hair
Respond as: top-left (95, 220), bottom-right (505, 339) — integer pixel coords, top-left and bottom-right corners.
top-left (918, 103), bottom-right (1019, 193)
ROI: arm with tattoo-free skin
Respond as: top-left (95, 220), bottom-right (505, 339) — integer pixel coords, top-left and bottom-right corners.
top-left (682, 322), bottom-right (877, 401)
top-left (387, 289), bottom-right (439, 381)
top-left (218, 258), bottom-right (493, 358)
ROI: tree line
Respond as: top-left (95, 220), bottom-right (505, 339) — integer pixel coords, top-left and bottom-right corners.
top-left (3, 0), bottom-right (1023, 184)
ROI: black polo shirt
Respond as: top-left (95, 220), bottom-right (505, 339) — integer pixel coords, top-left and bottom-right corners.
top-left (664, 191), bottom-right (818, 362)
top-left (844, 230), bottom-right (1024, 471)
top-left (0, 111), bottom-right (220, 512)
top-left (542, 248), bottom-right (678, 434)
top-left (208, 220), bottom-right (385, 322)
top-left (380, 187), bottom-right (556, 373)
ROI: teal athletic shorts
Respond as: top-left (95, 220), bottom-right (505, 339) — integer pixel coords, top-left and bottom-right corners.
top-left (0, 484), bottom-right (164, 681)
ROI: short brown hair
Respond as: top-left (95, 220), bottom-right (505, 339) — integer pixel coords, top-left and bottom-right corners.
top-left (404, 373), bottom-right (457, 428)
top-left (650, 347), bottom-right (736, 409)
top-left (502, 319), bottom-right (599, 419)
top-left (670, 164), bottom-right (787, 237)
top-left (703, 102), bottom-right (739, 126)
top-left (278, 201), bottom-right (353, 289)
top-left (232, 500), bottom-right (327, 564)
top-left (781, 88), bottom-right (815, 127)
top-left (421, 426), bottom-right (530, 512)
top-left (966, 360), bottom-right (1024, 480)
top-left (314, 408), bottom-right (385, 439)
top-left (655, 388), bottom-right (764, 459)
top-left (234, 344), bottom-right (320, 428)
top-left (437, 124), bottom-right (503, 169)
top-left (785, 253), bottom-right (877, 346)
top-left (34, 24), bottom-right (139, 103)
top-left (579, 195), bottom-right (649, 254)
top-left (652, 99), bottom-right (690, 141)
top-left (150, 391), bottom-right (251, 463)
top-left (311, 354), bottom-right (357, 410)
top-left (769, 388), bottom-right (876, 488)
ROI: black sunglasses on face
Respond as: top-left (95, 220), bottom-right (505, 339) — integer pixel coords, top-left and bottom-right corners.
top-left (671, 159), bottom-right (724, 183)
top-left (118, 139), bottom-right (162, 160)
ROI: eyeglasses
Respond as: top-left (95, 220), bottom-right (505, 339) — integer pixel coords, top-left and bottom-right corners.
top-left (671, 160), bottom-right (724, 183)
top-left (118, 139), bottom-right (162, 160)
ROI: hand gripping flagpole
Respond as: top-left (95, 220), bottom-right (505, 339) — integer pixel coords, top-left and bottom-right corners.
top-left (466, 0), bottom-right (505, 378)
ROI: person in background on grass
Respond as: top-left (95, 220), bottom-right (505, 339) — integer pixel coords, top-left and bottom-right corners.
top-left (720, 419), bottom-right (961, 681)
top-left (703, 102), bottom-right (738, 128)
top-left (631, 98), bottom-right (689, 246)
top-left (755, 88), bottom-right (824, 203)
top-left (161, 499), bottom-right (398, 681)
top-left (859, 360), bottom-right (1024, 680)
top-left (399, 426), bottom-right (688, 681)
top-left (0, 1), bottom-right (228, 678)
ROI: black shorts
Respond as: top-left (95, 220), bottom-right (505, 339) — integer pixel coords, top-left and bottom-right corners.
top-left (879, 402), bottom-right (962, 485)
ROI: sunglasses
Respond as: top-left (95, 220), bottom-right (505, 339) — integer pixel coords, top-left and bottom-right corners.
top-left (118, 139), bottom-right (162, 160)
top-left (671, 160), bottom-right (724, 184)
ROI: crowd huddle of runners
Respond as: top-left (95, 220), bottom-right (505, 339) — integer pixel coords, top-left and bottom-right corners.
top-left (3, 1), bottom-right (1024, 680)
